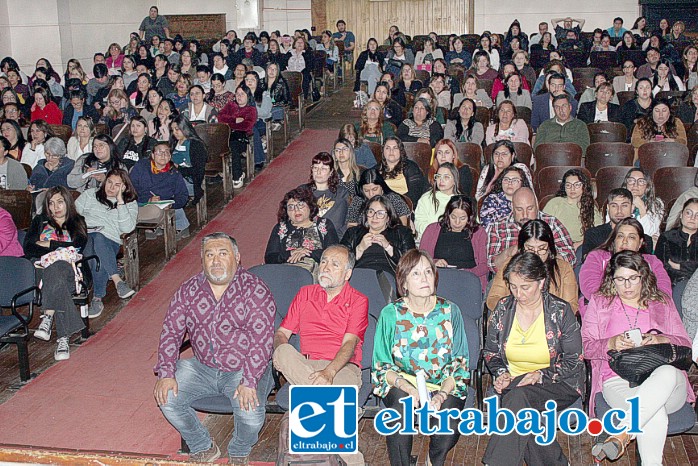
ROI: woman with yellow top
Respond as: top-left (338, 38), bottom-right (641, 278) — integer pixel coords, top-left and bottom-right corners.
top-left (372, 249), bottom-right (469, 466)
top-left (482, 251), bottom-right (585, 466)
top-left (377, 136), bottom-right (428, 207)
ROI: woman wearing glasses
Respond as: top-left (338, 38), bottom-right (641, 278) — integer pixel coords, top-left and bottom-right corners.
top-left (543, 168), bottom-right (602, 249)
top-left (340, 194), bottom-right (415, 277)
top-left (656, 198), bottom-right (698, 311)
top-left (264, 185), bottom-right (339, 272)
top-left (479, 166), bottom-right (530, 229)
top-left (582, 250), bottom-right (693, 463)
top-left (414, 162), bottom-right (460, 242)
top-left (302, 152), bottom-right (350, 238)
top-left (620, 167), bottom-right (664, 242)
top-left (27, 138), bottom-right (74, 209)
top-left (486, 219), bottom-right (578, 312)
top-left (475, 139), bottom-right (532, 201)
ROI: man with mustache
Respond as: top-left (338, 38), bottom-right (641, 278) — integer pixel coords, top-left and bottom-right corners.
top-left (154, 232), bottom-right (275, 464)
top-left (273, 244), bottom-right (369, 465)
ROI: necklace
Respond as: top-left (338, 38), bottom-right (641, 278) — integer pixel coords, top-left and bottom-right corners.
top-left (619, 298), bottom-right (640, 330)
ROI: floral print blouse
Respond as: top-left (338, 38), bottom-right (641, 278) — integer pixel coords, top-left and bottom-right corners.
top-left (372, 297), bottom-right (470, 399)
top-left (479, 191), bottom-right (512, 229)
top-left (264, 218), bottom-right (338, 265)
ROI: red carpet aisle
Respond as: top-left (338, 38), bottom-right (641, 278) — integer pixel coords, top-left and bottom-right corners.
top-left (0, 130), bottom-right (337, 456)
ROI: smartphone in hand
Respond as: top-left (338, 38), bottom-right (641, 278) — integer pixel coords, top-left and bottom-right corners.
top-left (624, 328), bottom-right (643, 347)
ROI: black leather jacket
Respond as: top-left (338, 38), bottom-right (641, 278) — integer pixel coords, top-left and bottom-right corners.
top-left (264, 76), bottom-right (291, 107)
top-left (340, 224), bottom-right (416, 275)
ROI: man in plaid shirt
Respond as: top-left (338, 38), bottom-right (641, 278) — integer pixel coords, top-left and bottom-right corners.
top-left (488, 187), bottom-right (576, 271)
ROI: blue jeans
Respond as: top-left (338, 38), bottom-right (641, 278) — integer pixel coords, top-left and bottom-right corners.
top-left (271, 106), bottom-right (284, 121)
top-left (252, 120), bottom-right (266, 165)
top-left (175, 208), bottom-right (190, 231)
top-left (89, 232), bottom-right (121, 298)
top-left (160, 358), bottom-right (274, 457)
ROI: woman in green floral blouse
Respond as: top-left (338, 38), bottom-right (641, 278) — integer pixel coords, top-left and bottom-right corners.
top-left (372, 249), bottom-right (469, 466)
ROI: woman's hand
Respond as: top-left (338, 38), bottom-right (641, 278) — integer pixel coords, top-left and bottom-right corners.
top-left (235, 117), bottom-right (244, 124)
top-left (493, 372), bottom-right (512, 394)
top-left (632, 196), bottom-right (646, 216)
top-left (434, 259), bottom-right (449, 268)
top-left (37, 240), bottom-right (50, 248)
top-left (287, 248), bottom-right (310, 264)
top-left (358, 233), bottom-right (374, 251)
top-left (429, 391), bottom-right (448, 411)
top-left (371, 234), bottom-right (393, 254)
top-left (641, 333), bottom-right (670, 345)
top-left (668, 259), bottom-right (681, 270)
top-left (516, 370), bottom-right (543, 387)
top-left (149, 194), bottom-right (161, 203)
top-left (116, 184), bottom-right (125, 204)
top-left (608, 333), bottom-right (635, 351)
top-left (417, 137), bottom-right (430, 144)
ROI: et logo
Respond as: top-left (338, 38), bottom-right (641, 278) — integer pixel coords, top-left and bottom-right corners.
top-left (289, 385), bottom-right (358, 454)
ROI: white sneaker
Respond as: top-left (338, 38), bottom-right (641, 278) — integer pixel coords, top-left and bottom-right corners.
top-left (54, 337), bottom-right (70, 361)
top-left (34, 314), bottom-right (53, 341)
top-left (233, 174), bottom-right (245, 189)
top-left (271, 122), bottom-right (281, 131)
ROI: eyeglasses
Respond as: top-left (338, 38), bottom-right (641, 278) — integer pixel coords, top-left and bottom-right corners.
top-left (45, 152), bottom-right (61, 158)
top-left (312, 165), bottom-right (331, 173)
top-left (524, 244), bottom-right (549, 255)
top-left (683, 210), bottom-right (698, 219)
top-left (492, 151), bottom-right (512, 158)
top-left (625, 177), bottom-right (647, 186)
top-left (366, 209), bottom-right (388, 219)
top-left (502, 177), bottom-right (522, 185)
top-left (434, 174), bottom-right (453, 181)
top-left (623, 65), bottom-right (635, 70)
top-left (565, 181), bottom-right (583, 189)
top-left (153, 149), bottom-right (170, 156)
top-left (613, 275), bottom-right (641, 286)
top-left (286, 202), bottom-right (307, 211)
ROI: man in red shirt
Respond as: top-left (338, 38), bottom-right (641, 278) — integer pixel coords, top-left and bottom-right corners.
top-left (273, 244), bottom-right (368, 464)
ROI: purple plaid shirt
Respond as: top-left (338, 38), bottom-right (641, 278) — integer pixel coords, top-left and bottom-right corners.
top-left (154, 267), bottom-right (275, 388)
top-left (487, 212), bottom-right (576, 271)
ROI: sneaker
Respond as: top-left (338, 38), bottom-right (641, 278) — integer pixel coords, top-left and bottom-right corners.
top-left (233, 173), bottom-right (245, 189)
top-left (189, 441), bottom-right (221, 463)
top-left (88, 298), bottom-right (104, 318)
top-left (176, 227), bottom-right (190, 241)
top-left (54, 337), bottom-right (70, 361)
top-left (271, 122), bottom-right (281, 131)
top-left (261, 137), bottom-right (267, 152)
top-left (254, 163), bottom-right (264, 174)
top-left (116, 281), bottom-right (136, 299)
top-left (34, 314), bottom-right (53, 341)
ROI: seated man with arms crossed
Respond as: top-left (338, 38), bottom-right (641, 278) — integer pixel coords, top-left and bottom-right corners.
top-left (273, 244), bottom-right (369, 465)
top-left (154, 233), bottom-right (276, 464)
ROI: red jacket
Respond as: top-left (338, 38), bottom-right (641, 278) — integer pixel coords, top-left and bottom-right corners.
top-left (31, 101), bottom-right (63, 125)
top-left (217, 101), bottom-right (257, 135)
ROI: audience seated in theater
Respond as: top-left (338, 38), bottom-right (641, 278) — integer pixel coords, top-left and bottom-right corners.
top-left (476, 140), bottom-right (532, 201)
top-left (353, 38), bottom-right (385, 95)
top-left (485, 101), bottom-right (530, 146)
top-left (392, 63), bottom-right (423, 108)
top-left (338, 124), bottom-right (377, 169)
top-left (377, 136), bottom-right (428, 207)
top-left (503, 20), bottom-right (529, 59)
top-left (66, 117), bottom-right (95, 162)
top-left (117, 116), bottom-right (156, 170)
top-left (491, 62), bottom-right (530, 101)
top-left (480, 166), bottom-right (530, 229)
top-left (2, 102), bottom-right (26, 128)
top-left (578, 82), bottom-right (621, 124)
top-left (543, 168), bottom-right (602, 247)
top-left (534, 93), bottom-right (590, 155)
top-left (620, 78), bottom-right (653, 139)
top-left (340, 194), bottom-right (415, 277)
top-left (529, 21), bottom-right (558, 51)
top-left (414, 87), bottom-right (447, 125)
top-left (148, 98), bottom-right (176, 142)
top-left (530, 31), bottom-right (556, 52)
top-left (495, 72), bottom-right (532, 109)
top-left (444, 98), bottom-right (485, 145)
top-left (637, 47), bottom-right (673, 79)
top-left (414, 37), bottom-right (444, 72)
top-left (76, 168), bottom-right (138, 311)
top-left (183, 84), bottom-right (218, 123)
top-left (446, 35), bottom-right (473, 68)
top-left (531, 72), bottom-right (578, 131)
top-left (25, 186), bottom-right (88, 361)
top-left (0, 206), bottom-right (23, 257)
top-left (0, 135), bottom-right (28, 190)
top-left (488, 187), bottom-right (576, 272)
top-left (28, 138), bottom-right (74, 203)
top-left (472, 33), bottom-right (500, 70)
top-left (577, 73), bottom-right (618, 107)
top-left (302, 152), bottom-right (350, 238)
top-left (428, 74), bottom-right (452, 110)
top-left (631, 98), bottom-right (687, 152)
top-left (155, 232), bottom-right (275, 463)
top-left (420, 195), bottom-right (488, 288)
top-left (666, 171), bottom-right (698, 230)
top-left (532, 59), bottom-right (575, 95)
top-left (354, 99), bottom-right (395, 145)
top-left (167, 73), bottom-right (191, 111)
top-left (582, 188), bottom-right (654, 258)
top-left (133, 80), bottom-right (157, 117)
top-left (396, 98), bottom-right (444, 147)
top-left (414, 162), bottom-right (461, 242)
top-left (427, 139), bottom-right (474, 198)
top-left (613, 60), bottom-right (639, 93)
top-left (169, 115), bottom-right (207, 206)
top-left (372, 249), bottom-right (470, 466)
top-left (651, 58), bottom-right (685, 95)
top-left (683, 46), bottom-right (698, 91)
top-left (656, 197), bottom-right (698, 311)
top-left (433, 58), bottom-right (460, 95)
top-left (512, 51), bottom-right (537, 90)
top-left (483, 251), bottom-right (584, 465)
top-left (372, 82), bottom-right (403, 128)
top-left (285, 37), bottom-right (313, 99)
top-left (469, 51), bottom-right (499, 81)
top-left (130, 141), bottom-right (190, 239)
top-left (487, 219), bottom-right (578, 313)
top-left (579, 218), bottom-right (670, 317)
top-left (384, 38), bottom-right (415, 84)
top-left (582, 250), bottom-right (693, 464)
top-left (347, 168), bottom-right (410, 228)
top-left (28, 87), bottom-right (60, 125)
top-left (67, 134), bottom-right (122, 193)
top-left (22, 120), bottom-right (53, 169)
top-left (620, 168), bottom-right (664, 241)
top-left (264, 185), bottom-right (339, 271)
top-left (332, 137), bottom-right (363, 196)
top-left (678, 86), bottom-right (698, 125)
top-left (217, 85), bottom-right (257, 187)
top-left (263, 62), bottom-right (290, 123)
top-left (273, 244), bottom-right (367, 466)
